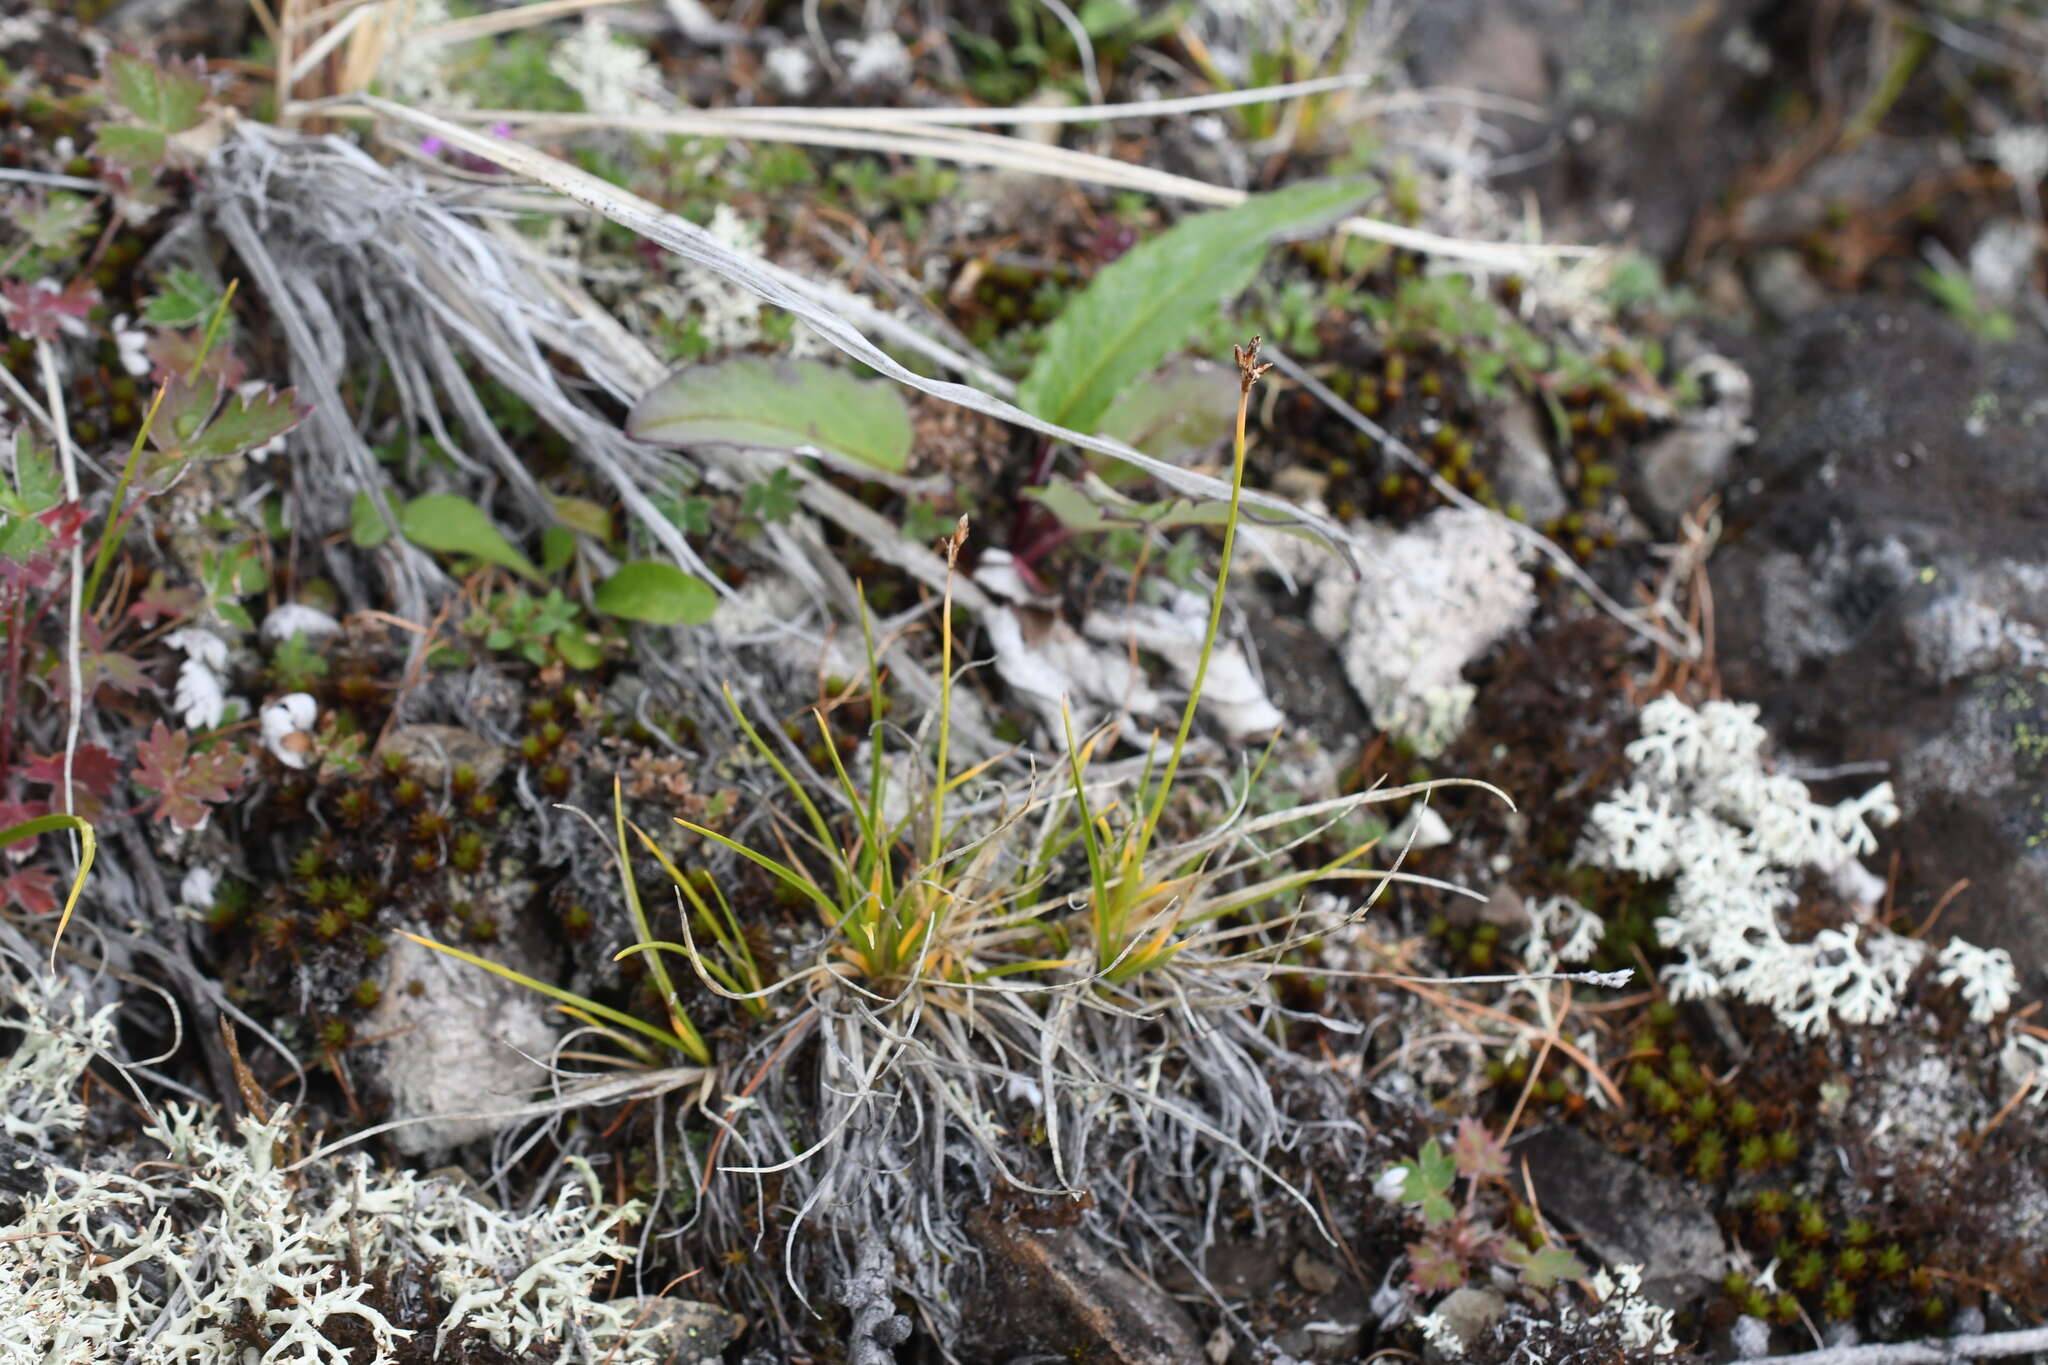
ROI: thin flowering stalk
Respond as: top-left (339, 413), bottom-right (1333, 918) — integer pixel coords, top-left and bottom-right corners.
top-left (1134, 335), bottom-right (1270, 864)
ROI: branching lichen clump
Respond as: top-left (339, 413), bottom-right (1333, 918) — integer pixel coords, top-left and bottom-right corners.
top-left (1551, 696), bottom-right (2017, 1037)
top-left (0, 968), bottom-right (676, 1363)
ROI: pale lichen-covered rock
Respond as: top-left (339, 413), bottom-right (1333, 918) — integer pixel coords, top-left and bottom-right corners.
top-left (368, 931), bottom-right (558, 1155)
top-left (1311, 507), bottom-right (1535, 757)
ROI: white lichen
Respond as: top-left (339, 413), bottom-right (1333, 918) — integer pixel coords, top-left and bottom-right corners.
top-left (0, 968), bottom-right (682, 1364)
top-left (549, 15), bottom-right (664, 120)
top-left (1936, 938), bottom-right (2019, 1024)
top-left (1567, 696), bottom-right (2017, 1036)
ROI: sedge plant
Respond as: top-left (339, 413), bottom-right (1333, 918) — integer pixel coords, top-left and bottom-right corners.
top-left (1062, 336), bottom-right (1504, 987)
top-left (414, 341), bottom-right (1506, 1340)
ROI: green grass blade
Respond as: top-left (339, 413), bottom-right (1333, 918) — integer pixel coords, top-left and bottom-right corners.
top-left (612, 777), bottom-right (706, 1060)
top-left (3, 813), bottom-right (97, 969)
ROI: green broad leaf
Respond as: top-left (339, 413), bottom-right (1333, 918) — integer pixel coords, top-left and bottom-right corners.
top-left (627, 356), bottom-right (913, 474)
top-left (540, 525), bottom-right (577, 576)
top-left (553, 628), bottom-right (602, 669)
top-left (1079, 0), bottom-right (1140, 36)
top-left (96, 125), bottom-right (166, 168)
top-left (0, 516), bottom-right (49, 562)
top-left (593, 560), bottom-right (718, 626)
top-left (149, 375), bottom-right (222, 452)
top-left (399, 494), bottom-right (542, 582)
top-left (1396, 1138), bottom-right (1458, 1226)
top-left (350, 491), bottom-right (401, 548)
top-left (106, 53), bottom-right (206, 134)
top-left (10, 432), bottom-right (62, 513)
top-left (1092, 357), bottom-right (1237, 473)
top-left (741, 467), bottom-right (798, 525)
top-left (142, 267), bottom-right (223, 328)
top-left (187, 386), bottom-right (308, 460)
top-left (18, 194), bottom-right (94, 254)
top-left (1016, 179), bottom-right (1371, 432)
top-left (1502, 1239), bottom-right (1585, 1291)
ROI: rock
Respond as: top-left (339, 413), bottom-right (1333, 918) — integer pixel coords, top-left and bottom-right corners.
top-left (1709, 300), bottom-right (2048, 984)
top-left (596, 1295), bottom-right (747, 1362)
top-left (1423, 1287), bottom-right (1506, 1362)
top-left (1512, 1125), bottom-right (1725, 1307)
top-left (366, 933), bottom-right (557, 1156)
top-left (375, 724), bottom-right (509, 792)
top-left (1631, 353), bottom-right (1753, 532)
top-left (1746, 249), bottom-right (1828, 325)
top-left (1292, 1249), bottom-right (1341, 1296)
top-left (1312, 507), bottom-right (1536, 757)
top-left (961, 1206), bottom-right (1205, 1364)
top-left (1451, 883), bottom-right (1533, 936)
top-left (1480, 398), bottom-right (1569, 526)
top-left (1893, 670), bottom-right (2048, 984)
top-left (1970, 219), bottom-right (2039, 306)
top-left (1729, 1314), bottom-right (1772, 1359)
top-left (1390, 805), bottom-right (1454, 852)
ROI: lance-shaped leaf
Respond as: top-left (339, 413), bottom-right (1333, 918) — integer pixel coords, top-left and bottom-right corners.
top-left (1017, 178), bottom-right (1371, 432)
top-left (628, 355), bottom-right (913, 474)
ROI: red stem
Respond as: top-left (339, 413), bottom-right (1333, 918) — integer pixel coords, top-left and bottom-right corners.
top-left (0, 587), bottom-right (22, 777)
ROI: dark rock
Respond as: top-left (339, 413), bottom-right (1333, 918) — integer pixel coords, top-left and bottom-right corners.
top-left (1410, 0), bottom-right (1778, 258)
top-left (1709, 300), bottom-right (2048, 985)
top-left (1511, 1125), bottom-right (1725, 1307)
top-left (961, 1206), bottom-right (1205, 1365)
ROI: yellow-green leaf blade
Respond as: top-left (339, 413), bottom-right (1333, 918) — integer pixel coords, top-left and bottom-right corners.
top-left (628, 356), bottom-right (913, 474)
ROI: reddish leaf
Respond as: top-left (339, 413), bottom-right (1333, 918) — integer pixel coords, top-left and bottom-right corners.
top-left (23, 746), bottom-right (119, 797)
top-left (0, 798), bottom-right (47, 838)
top-left (1407, 1235), bottom-right (1468, 1293)
top-left (146, 373), bottom-right (222, 454)
top-left (133, 721), bottom-right (242, 830)
top-left (1451, 1117), bottom-right (1509, 1183)
top-left (188, 385), bottom-right (308, 460)
top-left (50, 618), bottom-right (155, 705)
top-left (0, 278), bottom-right (98, 342)
top-left (128, 572), bottom-right (201, 627)
top-left (145, 330), bottom-right (244, 387)
top-left (1, 865), bottom-right (57, 915)
top-left (0, 501), bottom-right (84, 593)
top-left (20, 745), bottom-right (120, 817)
